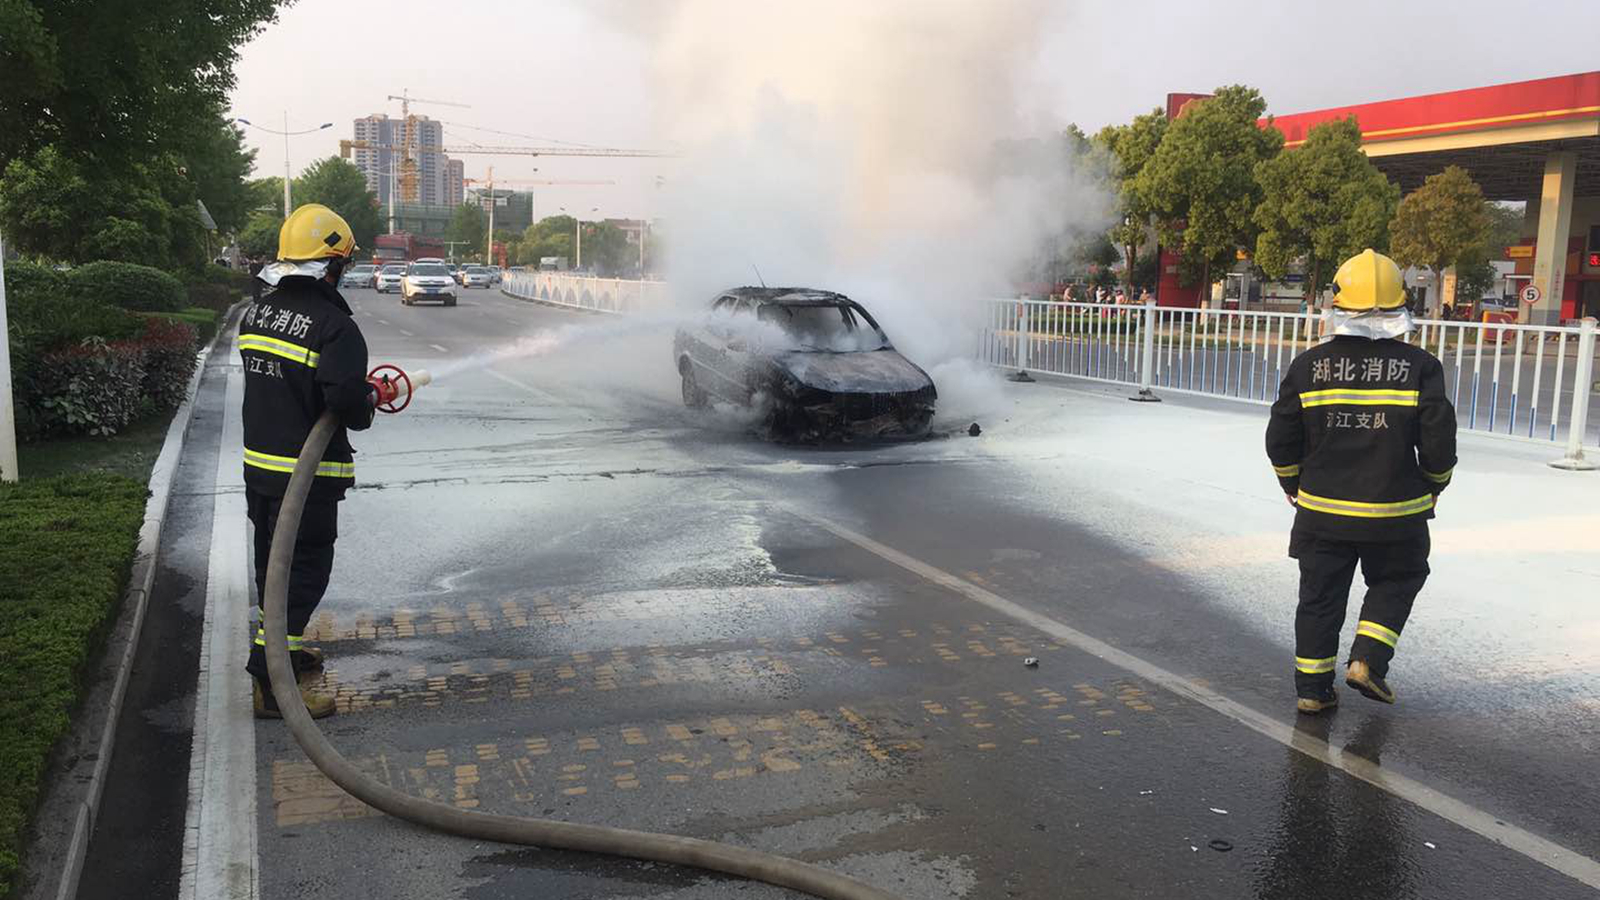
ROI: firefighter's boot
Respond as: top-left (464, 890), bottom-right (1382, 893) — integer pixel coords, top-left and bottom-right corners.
top-left (1296, 688), bottom-right (1339, 715)
top-left (1345, 659), bottom-right (1396, 704)
top-left (253, 680), bottom-right (337, 719)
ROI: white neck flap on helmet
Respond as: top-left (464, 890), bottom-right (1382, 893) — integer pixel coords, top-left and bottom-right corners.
top-left (1322, 306), bottom-right (1417, 341)
top-left (256, 259), bottom-right (332, 287)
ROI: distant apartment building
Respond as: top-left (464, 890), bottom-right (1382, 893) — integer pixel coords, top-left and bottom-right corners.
top-left (350, 114), bottom-right (457, 207)
top-left (445, 159), bottom-right (464, 207)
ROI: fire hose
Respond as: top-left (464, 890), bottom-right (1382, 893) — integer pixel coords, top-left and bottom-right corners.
top-left (261, 365), bottom-right (901, 900)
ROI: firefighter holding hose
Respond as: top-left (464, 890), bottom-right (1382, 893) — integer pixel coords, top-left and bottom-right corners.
top-left (1266, 249), bottom-right (1457, 714)
top-left (243, 204), bottom-right (398, 718)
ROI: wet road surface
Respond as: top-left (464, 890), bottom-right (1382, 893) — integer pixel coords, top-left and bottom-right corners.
top-left (81, 285), bottom-right (1600, 899)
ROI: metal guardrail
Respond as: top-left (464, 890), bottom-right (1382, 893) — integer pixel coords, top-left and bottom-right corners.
top-left (502, 271), bottom-right (669, 315)
top-left (980, 298), bottom-right (1598, 467)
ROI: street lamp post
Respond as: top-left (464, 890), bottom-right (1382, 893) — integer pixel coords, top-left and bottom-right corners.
top-left (234, 116), bottom-right (334, 216)
top-left (560, 206), bottom-right (599, 272)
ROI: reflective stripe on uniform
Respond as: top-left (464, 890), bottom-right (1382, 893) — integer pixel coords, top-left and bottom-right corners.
top-left (1299, 388), bottom-right (1419, 408)
top-left (1295, 490), bottom-right (1434, 519)
top-left (1295, 655), bottom-right (1337, 674)
top-left (238, 334), bottom-right (321, 368)
top-left (1355, 620), bottom-right (1400, 648)
top-left (1273, 463), bottom-right (1301, 477)
top-left (244, 447), bottom-right (354, 479)
top-left (254, 628), bottom-right (306, 649)
top-left (1422, 466), bottom-right (1454, 484)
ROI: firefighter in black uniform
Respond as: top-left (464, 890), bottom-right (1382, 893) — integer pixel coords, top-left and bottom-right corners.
top-left (241, 204), bottom-right (397, 719)
top-left (1266, 249), bottom-right (1457, 714)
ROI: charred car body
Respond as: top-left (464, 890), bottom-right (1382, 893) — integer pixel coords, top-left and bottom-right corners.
top-left (673, 287), bottom-right (937, 439)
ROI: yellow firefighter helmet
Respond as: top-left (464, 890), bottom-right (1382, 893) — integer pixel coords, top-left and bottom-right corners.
top-left (277, 203), bottom-right (358, 262)
top-left (1331, 249), bottom-right (1406, 311)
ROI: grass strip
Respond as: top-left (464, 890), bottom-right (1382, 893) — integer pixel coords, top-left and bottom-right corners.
top-left (0, 474), bottom-right (147, 898)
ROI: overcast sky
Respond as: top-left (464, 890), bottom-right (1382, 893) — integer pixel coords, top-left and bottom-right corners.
top-left (229, 0), bottom-right (1598, 221)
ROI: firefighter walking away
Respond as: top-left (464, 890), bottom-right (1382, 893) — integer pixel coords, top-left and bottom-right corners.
top-left (241, 204), bottom-right (398, 719)
top-left (1266, 249), bottom-right (1457, 714)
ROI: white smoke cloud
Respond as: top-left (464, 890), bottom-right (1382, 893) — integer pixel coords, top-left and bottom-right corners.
top-left (580, 0), bottom-right (1113, 423)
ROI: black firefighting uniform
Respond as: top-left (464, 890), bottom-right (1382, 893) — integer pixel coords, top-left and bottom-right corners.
top-left (1265, 334), bottom-right (1457, 698)
top-left (239, 274), bottom-right (374, 685)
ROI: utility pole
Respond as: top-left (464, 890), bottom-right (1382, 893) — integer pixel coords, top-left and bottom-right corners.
top-left (283, 110), bottom-right (293, 216)
top-left (485, 166), bottom-right (495, 266)
top-left (0, 231), bottom-right (18, 481)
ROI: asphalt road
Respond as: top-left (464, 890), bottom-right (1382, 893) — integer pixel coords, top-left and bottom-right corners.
top-left (77, 284), bottom-right (1600, 899)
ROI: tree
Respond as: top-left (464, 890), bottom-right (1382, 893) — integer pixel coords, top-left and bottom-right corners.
top-left (1097, 108), bottom-right (1166, 296)
top-left (0, 144), bottom-right (207, 269)
top-left (179, 115), bottom-right (259, 236)
top-left (518, 215), bottom-right (576, 266)
top-left (578, 221), bottom-right (630, 276)
top-left (237, 212), bottom-right (282, 259)
top-left (1252, 116), bottom-right (1401, 303)
top-left (1136, 85), bottom-right (1284, 303)
top-left (1389, 166), bottom-right (1491, 317)
top-left (445, 203), bottom-right (487, 259)
top-left (292, 157), bottom-right (381, 250)
top-left (0, 0), bottom-right (282, 168)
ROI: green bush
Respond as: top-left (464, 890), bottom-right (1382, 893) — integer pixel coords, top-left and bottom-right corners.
top-left (65, 261), bottom-right (185, 313)
top-left (18, 315), bottom-right (199, 439)
top-left (0, 474), bottom-right (147, 899)
top-left (135, 318), bottom-right (200, 411)
top-left (184, 281), bottom-right (232, 313)
top-left (1, 260), bottom-right (65, 306)
top-left (27, 338), bottom-right (148, 438)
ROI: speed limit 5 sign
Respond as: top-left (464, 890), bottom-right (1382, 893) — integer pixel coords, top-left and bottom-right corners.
top-left (1520, 284), bottom-right (1542, 305)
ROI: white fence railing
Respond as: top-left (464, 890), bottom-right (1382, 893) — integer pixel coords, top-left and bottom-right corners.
top-left (493, 275), bottom-right (1598, 466)
top-left (979, 298), bottom-right (1598, 465)
top-left (502, 271), bottom-right (670, 315)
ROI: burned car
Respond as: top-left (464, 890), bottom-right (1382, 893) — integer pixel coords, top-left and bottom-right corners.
top-left (673, 287), bottom-right (937, 439)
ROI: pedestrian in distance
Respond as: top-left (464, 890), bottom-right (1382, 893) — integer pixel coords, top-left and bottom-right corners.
top-left (1265, 249), bottom-right (1457, 715)
top-left (240, 204), bottom-right (399, 719)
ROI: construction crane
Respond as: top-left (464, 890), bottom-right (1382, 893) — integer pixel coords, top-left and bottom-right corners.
top-left (341, 139), bottom-right (670, 160)
top-left (383, 91), bottom-right (471, 208)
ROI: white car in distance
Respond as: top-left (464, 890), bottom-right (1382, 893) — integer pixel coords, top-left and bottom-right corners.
top-left (460, 266), bottom-right (493, 288)
top-left (401, 262), bottom-right (458, 306)
top-left (375, 263), bottom-right (406, 293)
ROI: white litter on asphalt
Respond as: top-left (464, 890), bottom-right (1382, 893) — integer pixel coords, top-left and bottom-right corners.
top-left (1209, 807), bottom-right (1229, 815)
top-left (1425, 841), bottom-right (1437, 849)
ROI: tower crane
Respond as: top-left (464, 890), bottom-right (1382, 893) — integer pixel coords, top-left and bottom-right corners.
top-left (383, 91), bottom-right (471, 207)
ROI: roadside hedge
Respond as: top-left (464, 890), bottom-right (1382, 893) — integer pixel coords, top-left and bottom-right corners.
top-left (0, 474), bottom-right (147, 899)
top-left (18, 317), bottom-right (198, 439)
top-left (65, 261), bottom-right (186, 313)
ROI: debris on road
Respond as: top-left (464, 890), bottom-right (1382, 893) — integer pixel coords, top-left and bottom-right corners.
top-left (968, 422), bottom-right (982, 436)
top-left (1208, 839), bottom-right (1233, 852)
top-left (1209, 807), bottom-right (1229, 815)
top-left (1425, 841), bottom-right (1437, 849)
top-left (1023, 656), bottom-right (1039, 667)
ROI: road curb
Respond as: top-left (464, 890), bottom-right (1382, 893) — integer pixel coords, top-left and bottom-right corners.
top-left (20, 301), bottom-right (244, 900)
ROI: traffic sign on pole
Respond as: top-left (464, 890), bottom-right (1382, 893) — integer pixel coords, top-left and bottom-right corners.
top-left (1521, 284), bottom-right (1542, 305)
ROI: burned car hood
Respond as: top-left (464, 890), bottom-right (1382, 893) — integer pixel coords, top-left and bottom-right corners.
top-left (770, 350), bottom-right (934, 395)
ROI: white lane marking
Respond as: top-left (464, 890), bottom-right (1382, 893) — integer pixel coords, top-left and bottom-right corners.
top-left (429, 343), bottom-right (449, 353)
top-left (399, 329), bottom-right (414, 337)
top-left (484, 367), bottom-right (563, 405)
top-left (793, 509), bottom-right (1600, 891)
top-left (179, 363), bottom-right (259, 900)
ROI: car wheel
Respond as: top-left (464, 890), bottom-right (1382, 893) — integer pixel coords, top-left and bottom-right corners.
top-left (445, 297), bottom-right (456, 307)
top-left (680, 363), bottom-right (709, 409)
